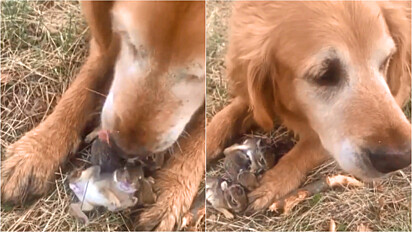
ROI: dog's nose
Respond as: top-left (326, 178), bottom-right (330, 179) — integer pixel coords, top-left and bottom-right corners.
top-left (122, 146), bottom-right (151, 158)
top-left (367, 148), bottom-right (411, 173)
top-left (109, 133), bottom-right (151, 158)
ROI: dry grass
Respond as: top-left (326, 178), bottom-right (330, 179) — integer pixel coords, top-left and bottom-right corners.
top-left (205, 1), bottom-right (411, 231)
top-left (0, 1), bottom-right (134, 231)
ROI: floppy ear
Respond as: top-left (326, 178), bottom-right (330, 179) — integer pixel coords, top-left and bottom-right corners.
top-left (380, 1), bottom-right (411, 107)
top-left (228, 3), bottom-right (279, 131)
top-left (246, 56), bottom-right (276, 131)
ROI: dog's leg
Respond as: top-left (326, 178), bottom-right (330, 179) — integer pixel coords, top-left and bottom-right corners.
top-left (1, 38), bottom-right (119, 204)
top-left (137, 109), bottom-right (205, 231)
top-left (206, 97), bottom-right (253, 163)
top-left (246, 136), bottom-right (330, 213)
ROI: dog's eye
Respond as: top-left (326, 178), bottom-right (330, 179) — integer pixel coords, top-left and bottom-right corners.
top-left (315, 59), bottom-right (342, 86)
top-left (379, 55), bottom-right (391, 73)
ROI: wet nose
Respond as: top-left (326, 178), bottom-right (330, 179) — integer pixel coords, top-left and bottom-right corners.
top-left (367, 148), bottom-right (411, 173)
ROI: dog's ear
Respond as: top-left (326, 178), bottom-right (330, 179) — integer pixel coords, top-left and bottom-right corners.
top-left (380, 1), bottom-right (411, 107)
top-left (244, 47), bottom-right (277, 131)
top-left (228, 3), bottom-right (278, 131)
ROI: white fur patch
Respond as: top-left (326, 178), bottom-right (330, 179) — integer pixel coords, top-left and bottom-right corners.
top-left (101, 34), bottom-right (150, 130)
top-left (335, 140), bottom-right (362, 175)
top-left (101, 92), bottom-right (114, 129)
top-left (371, 35), bottom-right (395, 68)
top-left (336, 140), bottom-right (383, 180)
top-left (154, 65), bottom-right (205, 152)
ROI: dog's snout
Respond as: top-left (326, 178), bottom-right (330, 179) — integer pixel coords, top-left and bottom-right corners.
top-left (367, 148), bottom-right (411, 174)
top-left (122, 145), bottom-right (151, 158)
top-left (109, 132), bottom-right (151, 158)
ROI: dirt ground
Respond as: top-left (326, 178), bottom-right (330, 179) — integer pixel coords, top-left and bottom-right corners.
top-left (205, 1), bottom-right (411, 231)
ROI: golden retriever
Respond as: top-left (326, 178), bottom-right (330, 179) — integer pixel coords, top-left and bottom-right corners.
top-left (1, 1), bottom-right (205, 230)
top-left (207, 1), bottom-right (411, 212)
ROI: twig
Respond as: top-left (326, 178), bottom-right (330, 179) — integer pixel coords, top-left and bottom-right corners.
top-left (269, 175), bottom-right (364, 214)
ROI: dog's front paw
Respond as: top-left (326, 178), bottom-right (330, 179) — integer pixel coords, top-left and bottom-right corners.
top-left (136, 173), bottom-right (193, 231)
top-left (246, 183), bottom-right (277, 213)
top-left (1, 127), bottom-right (76, 204)
top-left (245, 167), bottom-right (302, 214)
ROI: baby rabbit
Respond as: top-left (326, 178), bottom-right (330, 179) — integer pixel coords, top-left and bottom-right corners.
top-left (68, 165), bottom-right (140, 223)
top-left (242, 138), bottom-right (276, 174)
top-left (223, 138), bottom-right (276, 190)
top-left (206, 176), bottom-right (248, 219)
top-left (223, 148), bottom-right (259, 191)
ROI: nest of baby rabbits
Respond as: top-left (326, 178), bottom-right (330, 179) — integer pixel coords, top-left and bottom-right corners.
top-left (206, 134), bottom-right (293, 219)
top-left (67, 129), bottom-right (163, 225)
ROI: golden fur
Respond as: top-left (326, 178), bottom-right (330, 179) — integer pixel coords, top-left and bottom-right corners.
top-left (207, 1), bottom-right (411, 212)
top-left (2, 1), bottom-right (205, 230)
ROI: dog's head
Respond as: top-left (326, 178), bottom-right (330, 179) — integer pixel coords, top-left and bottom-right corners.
top-left (100, 2), bottom-right (205, 157)
top-left (233, 1), bottom-right (411, 180)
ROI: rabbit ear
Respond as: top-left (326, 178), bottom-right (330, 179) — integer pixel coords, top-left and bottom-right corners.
top-left (220, 181), bottom-right (228, 191)
top-left (113, 170), bottom-right (119, 183)
top-left (256, 139), bottom-right (262, 147)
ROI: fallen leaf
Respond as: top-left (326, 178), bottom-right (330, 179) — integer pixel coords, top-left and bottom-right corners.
top-left (269, 190), bottom-right (309, 214)
top-left (326, 175), bottom-right (364, 188)
top-left (357, 223), bottom-right (372, 232)
top-left (329, 219), bottom-right (336, 232)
